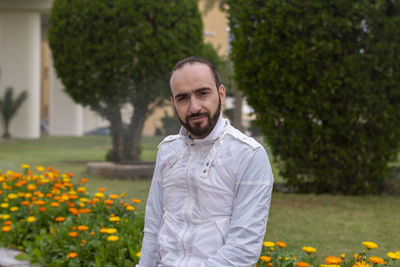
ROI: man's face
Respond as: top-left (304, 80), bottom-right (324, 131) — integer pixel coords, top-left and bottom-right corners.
top-left (170, 62), bottom-right (226, 139)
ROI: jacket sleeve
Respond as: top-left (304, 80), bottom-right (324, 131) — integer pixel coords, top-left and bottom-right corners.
top-left (201, 147), bottom-right (274, 267)
top-left (136, 152), bottom-right (164, 267)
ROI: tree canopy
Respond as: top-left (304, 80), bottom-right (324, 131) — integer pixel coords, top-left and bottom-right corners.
top-left (50, 0), bottom-right (207, 161)
top-left (228, 0), bottom-right (400, 194)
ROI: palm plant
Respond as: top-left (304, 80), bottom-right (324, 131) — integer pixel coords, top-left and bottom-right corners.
top-left (0, 87), bottom-right (28, 138)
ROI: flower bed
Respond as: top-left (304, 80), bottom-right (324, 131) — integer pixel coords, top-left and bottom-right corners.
top-left (257, 241), bottom-right (400, 267)
top-left (0, 165), bottom-right (143, 266)
top-left (1, 165), bottom-right (399, 266)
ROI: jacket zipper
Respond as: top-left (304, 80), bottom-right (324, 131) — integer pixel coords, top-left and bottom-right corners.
top-left (177, 144), bottom-right (197, 267)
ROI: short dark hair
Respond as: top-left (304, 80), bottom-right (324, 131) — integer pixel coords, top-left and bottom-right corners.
top-left (170, 56), bottom-right (222, 89)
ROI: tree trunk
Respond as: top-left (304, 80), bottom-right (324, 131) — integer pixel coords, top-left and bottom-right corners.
top-left (105, 107), bottom-right (124, 162)
top-left (124, 100), bottom-right (149, 161)
top-left (233, 87), bottom-right (244, 132)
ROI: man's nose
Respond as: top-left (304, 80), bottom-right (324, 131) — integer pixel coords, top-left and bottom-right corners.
top-left (189, 97), bottom-right (201, 114)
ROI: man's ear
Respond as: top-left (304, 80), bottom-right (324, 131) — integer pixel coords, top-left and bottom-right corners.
top-left (170, 95), bottom-right (174, 105)
top-left (219, 85), bottom-right (226, 105)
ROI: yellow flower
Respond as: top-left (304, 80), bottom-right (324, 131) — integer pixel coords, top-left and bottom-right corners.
top-left (302, 246), bottom-right (317, 254)
top-left (109, 216), bottom-right (120, 222)
top-left (340, 254), bottom-right (346, 259)
top-left (105, 228), bottom-right (117, 234)
top-left (2, 214), bottom-right (10, 220)
top-left (95, 192), bottom-right (105, 198)
top-left (136, 252), bottom-right (141, 257)
top-left (260, 256), bottom-right (271, 262)
top-left (27, 216), bottom-right (36, 223)
top-left (10, 207), bottom-right (18, 212)
top-left (362, 241), bottom-right (378, 250)
top-left (107, 235), bottom-right (119, 242)
top-left (37, 166), bottom-right (45, 172)
top-left (7, 193), bottom-right (17, 199)
top-left (1, 203), bottom-right (9, 209)
top-left (352, 261), bottom-right (370, 267)
top-left (126, 205), bottom-right (135, 211)
top-left (21, 164), bottom-right (30, 169)
top-left (368, 256), bottom-right (384, 264)
top-left (77, 187), bottom-right (86, 193)
top-left (387, 251), bottom-right (400, 260)
top-left (263, 241), bottom-right (275, 247)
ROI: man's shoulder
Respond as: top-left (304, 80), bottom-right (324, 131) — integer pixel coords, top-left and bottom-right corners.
top-left (225, 126), bottom-right (262, 150)
top-left (157, 134), bottom-right (181, 149)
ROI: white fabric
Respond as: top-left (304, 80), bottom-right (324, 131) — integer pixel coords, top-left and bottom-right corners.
top-left (137, 115), bottom-right (274, 267)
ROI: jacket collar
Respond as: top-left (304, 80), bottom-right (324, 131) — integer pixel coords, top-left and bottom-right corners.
top-left (179, 113), bottom-right (228, 144)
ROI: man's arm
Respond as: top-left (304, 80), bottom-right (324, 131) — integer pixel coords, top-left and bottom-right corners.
top-left (201, 147), bottom-right (274, 267)
top-left (136, 153), bottom-right (164, 267)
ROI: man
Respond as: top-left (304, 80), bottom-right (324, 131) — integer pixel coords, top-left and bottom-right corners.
top-left (137, 57), bottom-right (274, 267)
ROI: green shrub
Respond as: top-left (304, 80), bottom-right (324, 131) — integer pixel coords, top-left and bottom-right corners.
top-left (228, 0), bottom-right (400, 194)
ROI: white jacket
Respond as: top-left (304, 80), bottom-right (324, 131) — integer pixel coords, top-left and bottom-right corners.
top-left (137, 115), bottom-right (274, 267)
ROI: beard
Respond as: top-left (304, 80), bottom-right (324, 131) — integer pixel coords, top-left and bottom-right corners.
top-left (176, 97), bottom-right (221, 139)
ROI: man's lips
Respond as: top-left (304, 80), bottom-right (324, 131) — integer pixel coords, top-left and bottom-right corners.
top-left (188, 114), bottom-right (207, 122)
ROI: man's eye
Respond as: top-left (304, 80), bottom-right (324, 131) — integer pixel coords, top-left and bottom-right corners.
top-left (176, 96), bottom-right (187, 102)
top-left (198, 91), bottom-right (209, 97)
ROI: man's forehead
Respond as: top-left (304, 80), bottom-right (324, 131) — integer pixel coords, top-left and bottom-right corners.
top-left (170, 62), bottom-right (215, 93)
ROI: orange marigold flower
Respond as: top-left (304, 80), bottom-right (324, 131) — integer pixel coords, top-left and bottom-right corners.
top-left (27, 184), bottom-right (37, 191)
top-left (77, 225), bottom-right (88, 231)
top-left (21, 201), bottom-right (30, 206)
top-left (368, 256), bottom-right (384, 264)
top-left (132, 198), bottom-right (142, 204)
top-left (296, 262), bottom-right (310, 267)
top-left (276, 241), bottom-right (287, 248)
top-left (69, 208), bottom-right (79, 215)
top-left (67, 252), bottom-right (78, 259)
top-left (39, 207), bottom-right (47, 212)
top-left (98, 187), bottom-right (106, 192)
top-left (2, 225), bottom-right (12, 232)
top-left (104, 200), bottom-right (114, 205)
top-left (33, 200), bottom-right (45, 206)
top-left (80, 178), bottom-right (89, 183)
top-left (50, 202), bottom-right (60, 207)
top-left (90, 232), bottom-right (95, 236)
top-left (55, 217), bottom-right (66, 222)
top-left (324, 256), bottom-right (342, 264)
top-left (109, 194), bottom-right (119, 199)
top-left (81, 239), bottom-right (86, 244)
top-left (260, 256), bottom-right (271, 262)
top-left (4, 221), bottom-right (12, 225)
top-left (69, 194), bottom-right (78, 200)
top-left (69, 232), bottom-right (78, 237)
top-left (353, 261), bottom-right (370, 267)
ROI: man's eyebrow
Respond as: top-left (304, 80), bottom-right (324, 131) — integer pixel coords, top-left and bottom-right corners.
top-left (174, 87), bottom-right (211, 98)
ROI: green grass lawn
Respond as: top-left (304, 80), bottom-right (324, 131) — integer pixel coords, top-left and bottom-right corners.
top-left (1, 135), bottom-right (399, 262)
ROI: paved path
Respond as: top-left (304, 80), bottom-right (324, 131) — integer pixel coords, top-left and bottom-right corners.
top-left (0, 248), bottom-right (29, 267)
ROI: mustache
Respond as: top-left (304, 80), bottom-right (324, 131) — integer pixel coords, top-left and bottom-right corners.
top-left (187, 112), bottom-right (208, 119)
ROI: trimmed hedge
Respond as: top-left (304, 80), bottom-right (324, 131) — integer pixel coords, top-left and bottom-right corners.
top-left (228, 0), bottom-right (400, 194)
